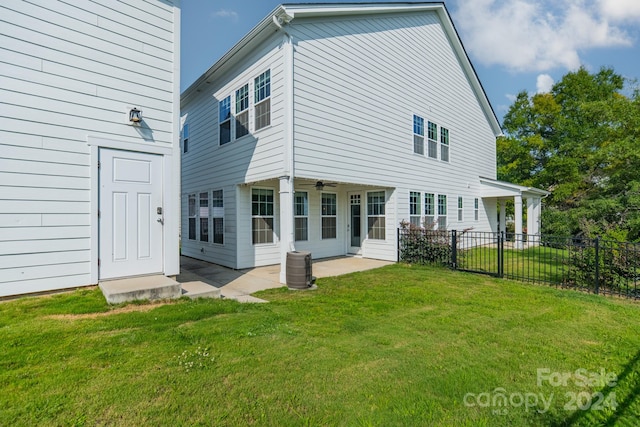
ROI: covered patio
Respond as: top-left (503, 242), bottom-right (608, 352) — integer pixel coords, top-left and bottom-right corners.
top-left (479, 177), bottom-right (550, 248)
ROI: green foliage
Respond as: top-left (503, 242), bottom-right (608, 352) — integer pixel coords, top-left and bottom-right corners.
top-left (398, 220), bottom-right (451, 265)
top-left (499, 67), bottom-right (640, 240)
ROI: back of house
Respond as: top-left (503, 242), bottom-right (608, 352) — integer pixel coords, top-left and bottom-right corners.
top-left (0, 0), bottom-right (181, 297)
top-left (180, 3), bottom-right (540, 283)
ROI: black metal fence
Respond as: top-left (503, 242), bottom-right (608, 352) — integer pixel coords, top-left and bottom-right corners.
top-left (398, 228), bottom-right (640, 300)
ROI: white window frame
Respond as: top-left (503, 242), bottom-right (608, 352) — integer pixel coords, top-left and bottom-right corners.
top-left (409, 191), bottom-right (421, 227)
top-left (427, 121), bottom-right (438, 159)
top-left (413, 115), bottom-right (424, 155)
top-left (251, 187), bottom-right (275, 245)
top-left (219, 95), bottom-right (231, 145)
top-left (474, 198), bottom-right (479, 221)
top-left (367, 190), bottom-right (386, 240)
top-left (457, 196), bottom-right (463, 222)
top-left (321, 192), bottom-right (337, 239)
top-left (438, 194), bottom-right (447, 230)
top-left (212, 189), bottom-right (224, 245)
top-left (425, 193), bottom-right (435, 229)
top-left (254, 69), bottom-right (271, 131)
top-left (294, 191), bottom-right (308, 241)
top-left (441, 127), bottom-right (449, 162)
top-left (235, 83), bottom-right (250, 139)
top-left (188, 193), bottom-right (196, 240)
top-left (182, 123), bottom-right (189, 154)
top-left (199, 192), bottom-right (209, 242)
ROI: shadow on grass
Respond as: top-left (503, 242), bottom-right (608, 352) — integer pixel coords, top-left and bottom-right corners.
top-left (541, 348), bottom-right (640, 426)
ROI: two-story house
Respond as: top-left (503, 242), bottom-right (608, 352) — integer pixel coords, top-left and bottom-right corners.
top-left (180, 2), bottom-right (547, 283)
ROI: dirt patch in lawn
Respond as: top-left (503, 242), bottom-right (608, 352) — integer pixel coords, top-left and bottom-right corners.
top-left (45, 301), bottom-right (176, 320)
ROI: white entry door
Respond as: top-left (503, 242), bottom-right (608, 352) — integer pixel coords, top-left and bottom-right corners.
top-left (99, 149), bottom-right (163, 279)
top-left (348, 192), bottom-right (363, 255)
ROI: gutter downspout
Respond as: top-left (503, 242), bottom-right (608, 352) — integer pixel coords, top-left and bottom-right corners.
top-left (275, 14), bottom-right (295, 284)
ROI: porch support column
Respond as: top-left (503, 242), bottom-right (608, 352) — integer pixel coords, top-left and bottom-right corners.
top-left (527, 197), bottom-right (535, 236)
top-left (279, 176), bottom-right (294, 284)
top-left (498, 199), bottom-right (506, 235)
top-left (514, 194), bottom-right (523, 249)
top-left (535, 198), bottom-right (542, 235)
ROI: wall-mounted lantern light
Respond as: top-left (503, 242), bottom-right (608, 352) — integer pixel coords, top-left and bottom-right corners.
top-left (129, 107), bottom-right (142, 123)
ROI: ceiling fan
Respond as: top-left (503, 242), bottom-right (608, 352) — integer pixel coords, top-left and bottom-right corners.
top-left (302, 180), bottom-right (338, 191)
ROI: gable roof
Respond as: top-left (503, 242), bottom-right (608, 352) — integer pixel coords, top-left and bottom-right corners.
top-left (181, 2), bottom-right (502, 136)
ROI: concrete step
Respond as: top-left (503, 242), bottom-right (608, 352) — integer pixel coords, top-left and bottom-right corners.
top-left (99, 275), bottom-right (181, 304)
top-left (180, 281), bottom-right (221, 299)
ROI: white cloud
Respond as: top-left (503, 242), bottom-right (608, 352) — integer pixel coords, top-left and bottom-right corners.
top-left (505, 93), bottom-right (517, 103)
top-left (536, 74), bottom-right (554, 93)
top-left (212, 9), bottom-right (239, 21)
top-left (599, 0), bottom-right (640, 22)
top-left (453, 0), bottom-right (634, 72)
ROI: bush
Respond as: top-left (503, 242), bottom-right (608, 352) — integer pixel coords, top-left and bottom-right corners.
top-left (399, 221), bottom-right (452, 265)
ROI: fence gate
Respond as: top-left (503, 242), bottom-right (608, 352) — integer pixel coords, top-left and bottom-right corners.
top-left (454, 231), bottom-right (502, 277)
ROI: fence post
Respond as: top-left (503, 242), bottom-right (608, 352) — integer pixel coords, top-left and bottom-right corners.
top-left (397, 228), bottom-right (400, 263)
top-left (451, 230), bottom-right (457, 269)
top-left (594, 236), bottom-right (600, 295)
top-left (498, 231), bottom-right (504, 278)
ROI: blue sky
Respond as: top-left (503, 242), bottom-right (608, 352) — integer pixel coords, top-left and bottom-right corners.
top-left (180, 0), bottom-right (640, 123)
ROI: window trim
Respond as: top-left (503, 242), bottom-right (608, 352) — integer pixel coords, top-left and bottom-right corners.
top-left (367, 190), bottom-right (386, 240)
top-left (182, 123), bottom-right (189, 154)
top-left (188, 193), bottom-right (196, 240)
top-left (321, 192), bottom-right (337, 240)
top-left (409, 191), bottom-right (421, 227)
top-left (424, 192), bottom-right (435, 230)
top-left (437, 194), bottom-right (447, 230)
top-left (199, 192), bottom-right (209, 242)
top-left (251, 187), bottom-right (275, 245)
top-left (254, 69), bottom-right (271, 131)
top-left (413, 115), bottom-right (425, 155)
top-left (212, 189), bottom-right (224, 245)
top-left (440, 127), bottom-right (450, 162)
top-left (235, 83), bottom-right (250, 140)
top-left (474, 198), bottom-right (479, 221)
top-left (219, 95), bottom-right (231, 146)
top-left (427, 121), bottom-right (438, 159)
top-left (294, 191), bottom-right (309, 242)
top-left (457, 196), bottom-right (463, 222)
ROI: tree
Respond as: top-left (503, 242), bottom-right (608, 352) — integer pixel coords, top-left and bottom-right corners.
top-left (498, 67), bottom-right (640, 240)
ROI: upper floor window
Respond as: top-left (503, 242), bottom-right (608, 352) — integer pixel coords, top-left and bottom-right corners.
top-left (367, 191), bottom-right (386, 240)
top-left (409, 191), bottom-right (421, 227)
top-left (254, 70), bottom-right (271, 131)
top-left (321, 193), bottom-right (337, 239)
top-left (219, 96), bottom-right (231, 145)
top-left (182, 123), bottom-right (189, 153)
top-left (413, 115), bottom-right (424, 155)
top-left (427, 122), bottom-right (437, 159)
top-left (294, 191), bottom-right (308, 241)
top-left (235, 84), bottom-right (249, 139)
top-left (441, 127), bottom-right (449, 162)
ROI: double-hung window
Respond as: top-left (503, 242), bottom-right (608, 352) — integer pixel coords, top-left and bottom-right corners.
top-left (188, 194), bottom-right (196, 240)
top-left (413, 115), bottom-right (424, 155)
top-left (294, 191), bottom-right (308, 241)
top-left (367, 191), bottom-right (386, 240)
top-left (321, 193), bottom-right (337, 239)
top-left (409, 191), bottom-right (421, 227)
top-left (474, 198), bottom-right (479, 221)
top-left (212, 190), bottom-right (224, 244)
top-left (425, 193), bottom-right (435, 229)
top-left (252, 188), bottom-right (274, 244)
top-left (235, 84), bottom-right (249, 139)
top-left (199, 192), bottom-right (209, 242)
top-left (441, 127), bottom-right (449, 162)
top-left (219, 96), bottom-right (231, 145)
top-left (458, 196), bottom-right (463, 222)
top-left (182, 123), bottom-right (189, 153)
top-left (438, 194), bottom-right (447, 230)
top-left (254, 70), bottom-right (271, 130)
top-left (427, 121), bottom-right (438, 159)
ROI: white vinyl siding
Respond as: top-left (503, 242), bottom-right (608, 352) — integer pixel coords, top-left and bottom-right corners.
top-left (0, 1), bottom-right (179, 297)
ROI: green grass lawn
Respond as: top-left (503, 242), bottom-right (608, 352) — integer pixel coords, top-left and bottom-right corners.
top-left (1, 264), bottom-right (638, 426)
